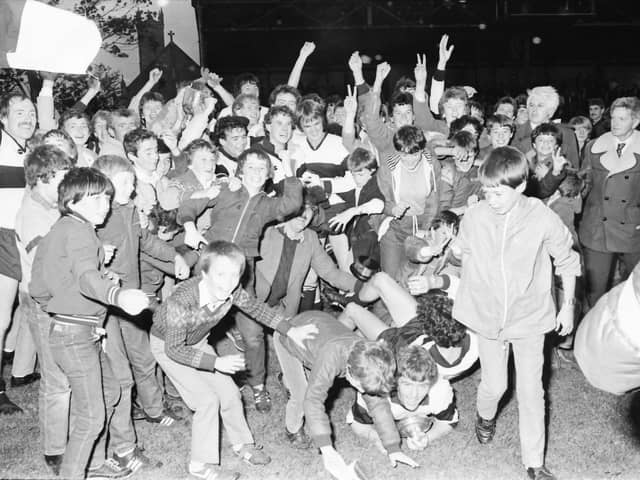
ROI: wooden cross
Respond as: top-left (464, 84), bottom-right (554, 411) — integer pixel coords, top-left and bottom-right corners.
top-left (168, 30), bottom-right (175, 43)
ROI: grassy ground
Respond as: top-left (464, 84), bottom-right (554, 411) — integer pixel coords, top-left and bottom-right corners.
top-left (1, 339), bottom-right (640, 480)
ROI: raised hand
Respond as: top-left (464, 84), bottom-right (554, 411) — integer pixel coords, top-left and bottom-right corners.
top-left (149, 67), bottom-right (163, 84)
top-left (551, 147), bottom-right (568, 174)
top-left (118, 289), bottom-right (150, 316)
top-left (414, 53), bottom-right (427, 86)
top-left (215, 354), bottom-right (246, 374)
top-left (437, 34), bottom-right (455, 68)
top-left (407, 274), bottom-right (434, 296)
top-left (348, 51), bottom-right (363, 73)
top-left (174, 254), bottom-right (190, 280)
top-left (87, 72), bottom-right (101, 92)
top-left (202, 67), bottom-right (223, 89)
top-left (344, 84), bottom-right (358, 118)
top-left (184, 223), bottom-right (209, 249)
top-left (375, 62), bottom-right (391, 83)
top-left (300, 41), bottom-right (316, 58)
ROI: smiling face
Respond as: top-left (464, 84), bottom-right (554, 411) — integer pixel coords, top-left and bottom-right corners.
top-left (396, 376), bottom-right (431, 412)
top-left (274, 92), bottom-right (297, 114)
top-left (489, 125), bottom-right (513, 148)
top-left (190, 148), bottom-right (217, 184)
top-left (300, 116), bottom-right (325, 145)
top-left (63, 117), bottom-right (91, 146)
top-left (236, 98), bottom-right (260, 127)
top-left (533, 133), bottom-right (558, 158)
top-left (442, 98), bottom-right (466, 126)
top-left (130, 138), bottom-right (159, 174)
top-left (1, 97), bottom-right (36, 142)
top-left (142, 100), bottom-right (163, 127)
top-left (219, 127), bottom-right (248, 159)
top-left (266, 113), bottom-right (293, 147)
top-left (455, 148), bottom-right (476, 173)
top-left (240, 154), bottom-right (270, 192)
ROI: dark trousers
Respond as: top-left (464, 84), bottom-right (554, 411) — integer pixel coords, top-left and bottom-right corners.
top-left (582, 246), bottom-right (640, 307)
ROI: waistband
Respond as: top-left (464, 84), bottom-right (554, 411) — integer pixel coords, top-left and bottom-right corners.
top-left (53, 314), bottom-right (102, 327)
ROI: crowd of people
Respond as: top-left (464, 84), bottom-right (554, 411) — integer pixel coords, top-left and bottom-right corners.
top-left (0, 34), bottom-right (639, 480)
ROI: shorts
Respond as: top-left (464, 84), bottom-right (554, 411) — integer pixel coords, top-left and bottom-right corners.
top-left (0, 228), bottom-right (21, 281)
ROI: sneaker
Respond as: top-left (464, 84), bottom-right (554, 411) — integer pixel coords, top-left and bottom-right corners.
top-left (10, 372), bottom-right (41, 387)
top-left (475, 412), bottom-right (496, 444)
top-left (44, 454), bottom-right (63, 476)
top-left (322, 286), bottom-right (355, 309)
top-left (527, 465), bottom-right (556, 480)
top-left (189, 463), bottom-right (240, 480)
top-left (131, 404), bottom-right (146, 421)
top-left (2, 350), bottom-right (14, 366)
top-left (285, 428), bottom-right (312, 449)
top-left (0, 392), bottom-right (23, 415)
top-left (252, 386), bottom-right (272, 413)
top-left (86, 458), bottom-right (132, 479)
top-left (233, 444), bottom-right (271, 466)
top-left (225, 327), bottom-right (246, 352)
top-left (112, 446), bottom-right (162, 473)
top-left (144, 408), bottom-right (180, 426)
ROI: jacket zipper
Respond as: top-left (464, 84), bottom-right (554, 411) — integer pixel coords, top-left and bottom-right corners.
top-left (231, 197), bottom-right (251, 243)
top-left (499, 210), bottom-right (511, 332)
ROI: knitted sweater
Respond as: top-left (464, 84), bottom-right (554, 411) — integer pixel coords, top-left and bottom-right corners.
top-left (151, 277), bottom-right (292, 370)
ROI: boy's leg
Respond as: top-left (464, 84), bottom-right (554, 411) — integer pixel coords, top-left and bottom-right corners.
top-left (328, 233), bottom-right (353, 272)
top-left (380, 228), bottom-right (406, 281)
top-left (476, 336), bottom-right (510, 421)
top-left (274, 332), bottom-right (307, 435)
top-left (511, 335), bottom-right (546, 469)
top-left (116, 312), bottom-right (166, 419)
top-left (358, 272), bottom-right (417, 326)
top-left (24, 295), bottom-right (70, 457)
top-left (339, 303), bottom-right (389, 340)
top-left (150, 335), bottom-right (227, 465)
top-left (49, 324), bottom-right (105, 480)
top-left (10, 302), bottom-right (38, 379)
top-left (582, 247), bottom-right (615, 307)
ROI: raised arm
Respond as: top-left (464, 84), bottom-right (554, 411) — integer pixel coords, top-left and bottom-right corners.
top-left (74, 73), bottom-right (102, 111)
top-left (342, 84), bottom-right (358, 152)
top-left (202, 68), bottom-right (235, 108)
top-left (129, 67), bottom-right (163, 115)
top-left (429, 34), bottom-right (454, 114)
top-left (36, 71), bottom-right (57, 132)
top-left (288, 41), bottom-right (316, 88)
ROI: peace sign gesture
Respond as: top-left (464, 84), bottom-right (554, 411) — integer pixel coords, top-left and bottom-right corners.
top-left (344, 84), bottom-right (357, 118)
top-left (437, 34), bottom-right (455, 69)
top-left (414, 53), bottom-right (427, 86)
top-left (551, 147), bottom-right (568, 175)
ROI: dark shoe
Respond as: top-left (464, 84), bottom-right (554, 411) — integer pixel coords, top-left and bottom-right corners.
top-left (112, 446), bottom-right (162, 473)
top-left (252, 386), bottom-right (272, 413)
top-left (44, 454), bottom-right (63, 476)
top-left (285, 428), bottom-right (312, 449)
top-left (475, 412), bottom-right (496, 444)
top-left (225, 327), bottom-right (246, 352)
top-left (527, 465), bottom-right (556, 480)
top-left (2, 350), bottom-right (14, 366)
top-left (10, 372), bottom-right (41, 387)
top-left (86, 458), bottom-right (132, 479)
top-left (144, 408), bottom-right (180, 426)
top-left (0, 392), bottom-right (23, 415)
top-left (350, 256), bottom-right (380, 282)
top-left (322, 286), bottom-right (356, 309)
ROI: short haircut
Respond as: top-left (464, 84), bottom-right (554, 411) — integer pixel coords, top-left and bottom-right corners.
top-left (232, 94), bottom-right (259, 115)
top-left (346, 147), bottom-right (377, 173)
top-left (42, 129), bottom-right (78, 162)
top-left (325, 94), bottom-right (342, 108)
top-left (108, 108), bottom-right (137, 129)
top-left (515, 93), bottom-right (528, 109)
top-left (531, 122), bottom-right (563, 147)
top-left (393, 125), bottom-right (426, 154)
top-left (494, 96), bottom-right (517, 115)
top-left (438, 86), bottom-right (469, 114)
top-left (268, 84), bottom-right (301, 109)
top-left (213, 116), bottom-right (249, 146)
top-left (123, 128), bottom-right (157, 156)
top-left (451, 130), bottom-right (479, 155)
top-left (390, 91), bottom-right (414, 113)
top-left (449, 115), bottom-right (482, 138)
top-left (233, 73), bottom-right (260, 97)
top-left (527, 86), bottom-right (560, 115)
top-left (394, 76), bottom-right (416, 93)
top-left (58, 167), bottom-right (114, 215)
top-left (430, 210), bottom-right (460, 235)
top-left (93, 154), bottom-right (135, 179)
top-left (297, 98), bottom-right (326, 129)
top-left (568, 115), bottom-right (592, 133)
top-left (416, 291), bottom-right (466, 348)
top-left (347, 340), bottom-right (396, 396)
top-left (558, 170), bottom-right (584, 198)
top-left (198, 240), bottom-right (246, 276)
top-left (140, 91), bottom-right (164, 109)
top-left (91, 110), bottom-right (110, 130)
top-left (236, 147), bottom-right (272, 175)
top-left (25, 145), bottom-right (73, 188)
top-left (610, 97), bottom-right (640, 121)
top-left (183, 139), bottom-right (216, 166)
top-left (588, 97), bottom-right (605, 108)
top-left (59, 108), bottom-right (91, 130)
top-left (396, 345), bottom-right (438, 384)
top-left (479, 146), bottom-right (528, 188)
top-left (264, 105), bottom-right (295, 134)
top-left (486, 113), bottom-right (515, 133)
top-left (0, 93), bottom-right (31, 119)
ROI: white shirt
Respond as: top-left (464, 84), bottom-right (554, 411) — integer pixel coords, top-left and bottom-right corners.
top-left (0, 136), bottom-right (28, 229)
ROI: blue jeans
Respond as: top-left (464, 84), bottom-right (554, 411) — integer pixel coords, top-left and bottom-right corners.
top-left (49, 323), bottom-right (105, 479)
top-left (380, 222), bottom-right (411, 282)
top-left (23, 294), bottom-right (70, 456)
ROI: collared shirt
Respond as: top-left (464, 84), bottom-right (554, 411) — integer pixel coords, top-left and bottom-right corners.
top-left (198, 277), bottom-right (229, 312)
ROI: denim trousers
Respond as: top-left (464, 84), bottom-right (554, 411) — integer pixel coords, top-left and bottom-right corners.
top-left (273, 332), bottom-right (308, 434)
top-left (23, 295), bottom-right (70, 456)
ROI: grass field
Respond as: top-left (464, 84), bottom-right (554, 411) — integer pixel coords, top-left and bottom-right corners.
top-left (1, 339), bottom-right (640, 480)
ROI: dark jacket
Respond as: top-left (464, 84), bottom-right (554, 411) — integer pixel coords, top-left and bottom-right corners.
top-left (511, 122), bottom-right (580, 170)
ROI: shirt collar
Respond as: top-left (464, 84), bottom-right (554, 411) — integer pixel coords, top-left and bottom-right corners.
top-left (198, 277), bottom-right (230, 310)
top-left (278, 225), bottom-right (305, 243)
top-left (134, 166), bottom-right (160, 186)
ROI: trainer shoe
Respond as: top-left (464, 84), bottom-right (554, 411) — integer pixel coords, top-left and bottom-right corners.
top-left (475, 412), bottom-right (496, 444)
top-left (252, 386), bottom-right (272, 413)
top-left (10, 372), bottom-right (41, 387)
top-left (189, 463), bottom-right (240, 480)
top-left (233, 444), bottom-right (271, 466)
top-left (44, 454), bottom-right (63, 476)
top-left (285, 428), bottom-right (312, 449)
top-left (112, 446), bottom-right (162, 473)
top-left (86, 458), bottom-right (132, 479)
top-left (527, 465), bottom-right (556, 480)
top-left (144, 408), bottom-right (180, 426)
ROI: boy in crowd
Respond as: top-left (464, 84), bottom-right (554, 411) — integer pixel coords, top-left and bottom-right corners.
top-left (479, 114), bottom-right (515, 163)
top-left (149, 241), bottom-right (317, 480)
top-left (100, 108), bottom-right (139, 158)
top-left (439, 130), bottom-right (482, 215)
top-left (253, 106), bottom-right (297, 183)
top-left (451, 146), bottom-right (580, 480)
top-left (527, 123), bottom-right (569, 199)
top-left (95, 155), bottom-right (190, 429)
top-left (14, 145), bottom-right (72, 474)
top-left (179, 148), bottom-right (303, 413)
top-left (212, 116), bottom-right (250, 177)
top-left (30, 167), bottom-right (151, 479)
top-left (232, 94), bottom-right (263, 138)
top-left (59, 108), bottom-right (97, 167)
top-left (275, 310), bottom-right (419, 479)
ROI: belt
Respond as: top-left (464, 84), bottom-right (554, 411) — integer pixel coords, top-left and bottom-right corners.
top-left (53, 313), bottom-right (102, 327)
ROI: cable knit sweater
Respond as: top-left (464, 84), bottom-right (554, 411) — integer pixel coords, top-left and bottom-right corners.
top-left (150, 277), bottom-right (292, 370)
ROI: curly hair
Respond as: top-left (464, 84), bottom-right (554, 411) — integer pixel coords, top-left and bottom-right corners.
top-left (396, 345), bottom-right (438, 384)
top-left (415, 292), bottom-right (466, 348)
top-left (347, 340), bottom-right (396, 396)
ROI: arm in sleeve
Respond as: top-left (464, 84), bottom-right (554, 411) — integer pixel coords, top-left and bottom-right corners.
top-left (544, 211), bottom-right (581, 278)
top-left (362, 394), bottom-right (402, 453)
top-left (163, 302), bottom-right (217, 370)
top-left (70, 232), bottom-right (121, 306)
top-left (177, 196), bottom-right (215, 225)
top-left (361, 91), bottom-right (394, 152)
top-left (414, 96), bottom-right (448, 136)
top-left (561, 127), bottom-right (580, 170)
top-left (538, 168), bottom-right (567, 199)
top-left (233, 288), bottom-right (292, 335)
top-left (262, 177), bottom-right (303, 224)
top-left (140, 227), bottom-right (177, 262)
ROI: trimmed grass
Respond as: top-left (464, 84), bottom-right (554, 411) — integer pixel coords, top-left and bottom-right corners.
top-left (1, 342), bottom-right (640, 480)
